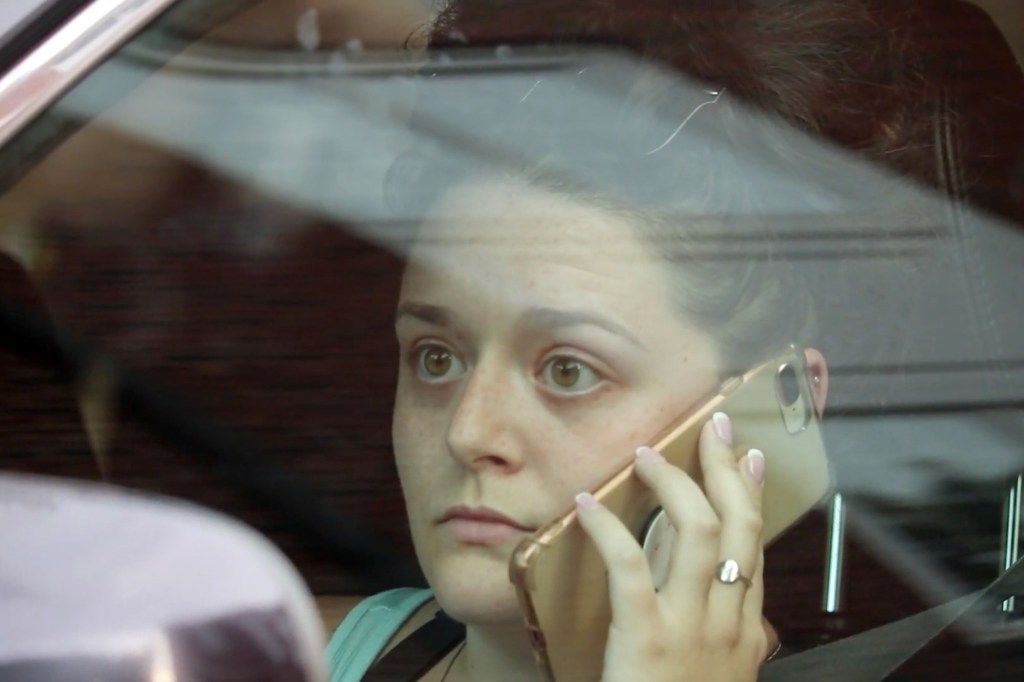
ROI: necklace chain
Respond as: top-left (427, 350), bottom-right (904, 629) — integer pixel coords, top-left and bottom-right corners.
top-left (440, 640), bottom-right (466, 682)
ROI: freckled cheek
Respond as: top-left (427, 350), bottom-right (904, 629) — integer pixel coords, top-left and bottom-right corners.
top-left (541, 393), bottom-right (678, 493)
top-left (538, 422), bottom-right (650, 496)
top-left (392, 402), bottom-right (452, 489)
top-left (394, 374), bottom-right (454, 433)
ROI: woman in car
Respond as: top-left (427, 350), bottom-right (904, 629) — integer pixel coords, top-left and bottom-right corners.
top-left (326, 0), bottom-right (1023, 680)
top-left (334, 118), bottom-right (811, 682)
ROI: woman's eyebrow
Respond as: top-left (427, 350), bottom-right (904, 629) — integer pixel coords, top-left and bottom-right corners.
top-left (395, 301), bottom-right (452, 327)
top-left (520, 306), bottom-right (647, 349)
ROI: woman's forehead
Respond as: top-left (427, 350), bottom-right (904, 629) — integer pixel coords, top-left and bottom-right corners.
top-left (411, 178), bottom-right (650, 257)
top-left (400, 179), bottom-right (679, 327)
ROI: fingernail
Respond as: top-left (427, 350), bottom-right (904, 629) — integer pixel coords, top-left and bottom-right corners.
top-left (746, 448), bottom-right (766, 484)
top-left (635, 446), bottom-right (666, 463)
top-left (575, 492), bottom-right (599, 511)
top-left (712, 412), bottom-right (733, 445)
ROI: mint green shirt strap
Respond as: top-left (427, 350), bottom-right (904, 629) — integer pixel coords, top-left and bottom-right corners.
top-left (325, 587), bottom-right (434, 682)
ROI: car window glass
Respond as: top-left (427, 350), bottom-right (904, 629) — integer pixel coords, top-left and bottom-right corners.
top-left (1, 0), bottom-right (1023, 675)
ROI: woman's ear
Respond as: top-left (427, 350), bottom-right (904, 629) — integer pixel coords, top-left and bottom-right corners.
top-left (803, 347), bottom-right (829, 417)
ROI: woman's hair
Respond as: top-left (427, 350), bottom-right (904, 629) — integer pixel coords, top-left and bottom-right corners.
top-left (388, 0), bottom-right (1022, 373)
top-left (429, 0), bottom-right (1024, 209)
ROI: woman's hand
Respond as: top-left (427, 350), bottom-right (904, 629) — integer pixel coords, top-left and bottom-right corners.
top-left (575, 412), bottom-right (772, 682)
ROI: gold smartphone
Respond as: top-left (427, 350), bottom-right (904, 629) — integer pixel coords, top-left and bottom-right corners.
top-left (508, 346), bottom-right (832, 682)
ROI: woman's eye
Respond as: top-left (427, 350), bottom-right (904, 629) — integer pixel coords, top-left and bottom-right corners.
top-left (541, 356), bottom-right (602, 393)
top-left (415, 345), bottom-right (466, 383)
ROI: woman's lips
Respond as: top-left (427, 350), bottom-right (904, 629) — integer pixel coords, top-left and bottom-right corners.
top-left (438, 505), bottom-right (534, 545)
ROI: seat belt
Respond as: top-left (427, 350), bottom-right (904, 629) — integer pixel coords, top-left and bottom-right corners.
top-left (760, 556), bottom-right (1024, 681)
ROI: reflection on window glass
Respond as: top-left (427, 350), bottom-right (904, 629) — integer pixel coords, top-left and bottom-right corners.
top-left (1, 0), bottom-right (1023, 679)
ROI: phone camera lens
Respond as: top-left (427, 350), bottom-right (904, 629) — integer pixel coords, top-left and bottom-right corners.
top-left (776, 363), bottom-right (801, 406)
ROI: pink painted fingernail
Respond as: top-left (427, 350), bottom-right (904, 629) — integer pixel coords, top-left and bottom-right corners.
top-left (575, 492), bottom-right (599, 511)
top-left (635, 446), bottom-right (666, 463)
top-left (712, 412), bottom-right (733, 445)
top-left (746, 448), bottom-right (766, 484)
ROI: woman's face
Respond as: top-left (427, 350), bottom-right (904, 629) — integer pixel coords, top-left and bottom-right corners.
top-left (393, 179), bottom-right (719, 625)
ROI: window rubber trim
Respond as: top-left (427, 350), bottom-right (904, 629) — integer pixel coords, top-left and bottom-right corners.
top-left (0, 1), bottom-right (93, 78)
top-left (0, 0), bottom-right (179, 148)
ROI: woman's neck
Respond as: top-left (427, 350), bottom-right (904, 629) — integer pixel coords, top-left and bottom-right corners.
top-left (451, 622), bottom-right (542, 682)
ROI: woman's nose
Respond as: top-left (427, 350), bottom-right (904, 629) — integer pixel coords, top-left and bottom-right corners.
top-left (445, 366), bottom-right (525, 472)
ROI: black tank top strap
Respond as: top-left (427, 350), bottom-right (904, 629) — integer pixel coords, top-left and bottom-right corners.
top-left (362, 611), bottom-right (465, 681)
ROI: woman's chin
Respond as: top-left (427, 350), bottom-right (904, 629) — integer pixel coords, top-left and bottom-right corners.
top-left (427, 555), bottom-right (524, 626)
